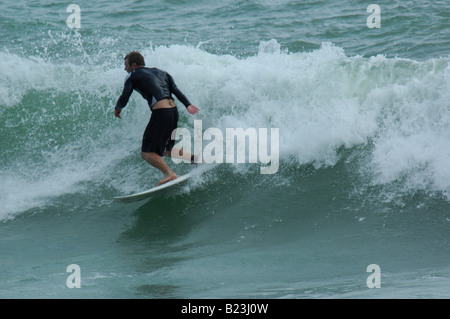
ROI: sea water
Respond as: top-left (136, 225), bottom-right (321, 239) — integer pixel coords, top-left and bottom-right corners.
top-left (0, 0), bottom-right (449, 299)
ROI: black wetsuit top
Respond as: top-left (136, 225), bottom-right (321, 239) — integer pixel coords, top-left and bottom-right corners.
top-left (115, 67), bottom-right (191, 111)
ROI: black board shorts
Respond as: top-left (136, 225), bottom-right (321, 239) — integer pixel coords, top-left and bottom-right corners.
top-left (142, 107), bottom-right (179, 156)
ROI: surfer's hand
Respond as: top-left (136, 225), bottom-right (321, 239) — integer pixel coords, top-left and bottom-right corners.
top-left (114, 108), bottom-right (122, 119)
top-left (187, 105), bottom-right (199, 115)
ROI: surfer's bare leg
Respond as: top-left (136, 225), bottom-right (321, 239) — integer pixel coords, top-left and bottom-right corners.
top-left (164, 147), bottom-right (198, 163)
top-left (141, 152), bottom-right (177, 186)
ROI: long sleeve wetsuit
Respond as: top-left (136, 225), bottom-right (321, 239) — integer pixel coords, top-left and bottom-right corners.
top-left (115, 67), bottom-right (191, 111)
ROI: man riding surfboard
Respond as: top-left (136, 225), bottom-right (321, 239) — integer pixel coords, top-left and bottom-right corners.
top-left (114, 51), bottom-right (199, 186)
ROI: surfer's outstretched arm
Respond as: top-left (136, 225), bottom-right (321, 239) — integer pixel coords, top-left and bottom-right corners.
top-left (114, 108), bottom-right (122, 119)
top-left (187, 105), bottom-right (199, 114)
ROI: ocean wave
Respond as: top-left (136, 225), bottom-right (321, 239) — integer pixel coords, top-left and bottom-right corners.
top-left (1, 39), bottom-right (449, 220)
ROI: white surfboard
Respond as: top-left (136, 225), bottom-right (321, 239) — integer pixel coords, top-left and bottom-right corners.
top-left (113, 173), bottom-right (191, 203)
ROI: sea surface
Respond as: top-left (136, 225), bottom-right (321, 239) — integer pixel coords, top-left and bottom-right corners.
top-left (0, 0), bottom-right (449, 299)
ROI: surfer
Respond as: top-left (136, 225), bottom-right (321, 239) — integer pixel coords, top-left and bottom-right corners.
top-left (114, 51), bottom-right (199, 186)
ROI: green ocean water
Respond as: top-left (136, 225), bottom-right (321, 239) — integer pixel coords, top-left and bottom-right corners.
top-left (0, 0), bottom-right (449, 299)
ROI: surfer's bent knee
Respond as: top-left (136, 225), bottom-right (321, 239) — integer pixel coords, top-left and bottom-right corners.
top-left (141, 152), bottom-right (157, 160)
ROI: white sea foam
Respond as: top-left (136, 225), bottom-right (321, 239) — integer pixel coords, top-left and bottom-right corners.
top-left (146, 41), bottom-right (449, 196)
top-left (1, 40), bottom-right (449, 220)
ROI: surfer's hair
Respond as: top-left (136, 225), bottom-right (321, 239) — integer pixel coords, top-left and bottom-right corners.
top-left (124, 51), bottom-right (145, 66)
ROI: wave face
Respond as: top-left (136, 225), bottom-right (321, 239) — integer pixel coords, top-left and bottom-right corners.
top-left (1, 39), bottom-right (449, 220)
top-left (0, 0), bottom-right (449, 298)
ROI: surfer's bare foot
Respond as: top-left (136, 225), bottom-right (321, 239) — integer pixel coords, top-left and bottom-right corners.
top-left (156, 174), bottom-right (177, 186)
